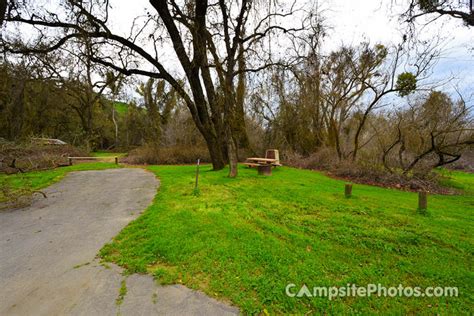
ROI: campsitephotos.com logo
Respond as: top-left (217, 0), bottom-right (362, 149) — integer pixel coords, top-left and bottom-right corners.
top-left (285, 283), bottom-right (459, 300)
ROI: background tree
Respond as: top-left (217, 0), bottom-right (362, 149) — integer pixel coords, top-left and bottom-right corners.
top-left (0, 0), bottom-right (7, 26)
top-left (380, 91), bottom-right (473, 175)
top-left (137, 78), bottom-right (176, 144)
top-left (106, 71), bottom-right (125, 148)
top-left (404, 0), bottom-right (474, 26)
top-left (254, 38), bottom-right (439, 162)
top-left (2, 0), bottom-right (309, 177)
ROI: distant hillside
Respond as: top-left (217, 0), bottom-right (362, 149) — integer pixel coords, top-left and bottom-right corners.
top-left (113, 102), bottom-right (129, 115)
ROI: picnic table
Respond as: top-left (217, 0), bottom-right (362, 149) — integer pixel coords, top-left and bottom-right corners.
top-left (246, 157), bottom-right (278, 164)
top-left (242, 150), bottom-right (282, 176)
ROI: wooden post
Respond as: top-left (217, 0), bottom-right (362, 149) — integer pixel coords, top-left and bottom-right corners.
top-left (115, 157), bottom-right (118, 165)
top-left (195, 159), bottom-right (200, 190)
top-left (68, 157), bottom-right (72, 166)
top-left (418, 191), bottom-right (428, 210)
top-left (345, 184), bottom-right (352, 198)
top-left (257, 164), bottom-right (272, 176)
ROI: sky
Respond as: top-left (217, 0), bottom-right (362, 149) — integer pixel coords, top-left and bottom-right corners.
top-left (322, 0), bottom-right (473, 97)
top-left (105, 0), bottom-right (473, 102)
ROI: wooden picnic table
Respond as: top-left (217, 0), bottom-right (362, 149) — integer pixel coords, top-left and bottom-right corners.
top-left (243, 150), bottom-right (282, 175)
top-left (246, 157), bottom-right (277, 163)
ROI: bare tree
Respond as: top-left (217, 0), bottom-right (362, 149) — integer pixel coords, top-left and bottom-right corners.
top-left (2, 0), bottom-right (309, 177)
top-left (137, 78), bottom-right (176, 144)
top-left (30, 39), bottom-right (118, 150)
top-left (263, 38), bottom-right (440, 161)
top-left (349, 40), bottom-right (439, 162)
top-left (380, 91), bottom-right (473, 175)
top-left (403, 0), bottom-right (474, 26)
top-left (106, 71), bottom-right (124, 148)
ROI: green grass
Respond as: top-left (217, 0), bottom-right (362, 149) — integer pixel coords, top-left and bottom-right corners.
top-left (90, 151), bottom-right (127, 158)
top-left (116, 279), bottom-right (128, 305)
top-left (100, 165), bottom-right (474, 314)
top-left (437, 169), bottom-right (474, 195)
top-left (114, 101), bottom-right (128, 116)
top-left (0, 162), bottom-right (120, 203)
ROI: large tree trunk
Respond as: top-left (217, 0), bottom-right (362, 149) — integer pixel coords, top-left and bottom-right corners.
top-left (0, 0), bottom-right (7, 27)
top-left (201, 130), bottom-right (226, 170)
top-left (226, 125), bottom-right (238, 177)
top-left (234, 40), bottom-right (251, 153)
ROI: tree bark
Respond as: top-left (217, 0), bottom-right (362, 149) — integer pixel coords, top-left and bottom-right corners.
top-left (112, 105), bottom-right (119, 147)
top-left (226, 126), bottom-right (238, 177)
top-left (203, 131), bottom-right (226, 170)
top-left (234, 40), bottom-right (251, 152)
top-left (0, 0), bottom-right (7, 27)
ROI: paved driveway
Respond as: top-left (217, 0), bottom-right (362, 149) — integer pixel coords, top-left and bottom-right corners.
top-left (0, 168), bottom-right (238, 315)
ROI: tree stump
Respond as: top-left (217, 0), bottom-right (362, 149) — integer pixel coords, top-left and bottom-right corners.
top-left (257, 164), bottom-right (272, 176)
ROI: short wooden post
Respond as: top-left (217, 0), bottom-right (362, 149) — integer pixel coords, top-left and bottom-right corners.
top-left (345, 184), bottom-right (352, 198)
top-left (115, 157), bottom-right (118, 165)
top-left (418, 191), bottom-right (428, 210)
top-left (68, 157), bottom-right (72, 166)
top-left (195, 159), bottom-right (200, 189)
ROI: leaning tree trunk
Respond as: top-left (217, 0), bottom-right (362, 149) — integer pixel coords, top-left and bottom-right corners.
top-left (234, 40), bottom-right (251, 153)
top-left (226, 125), bottom-right (239, 178)
top-left (112, 107), bottom-right (119, 147)
top-left (111, 97), bottom-right (119, 147)
top-left (222, 75), bottom-right (240, 178)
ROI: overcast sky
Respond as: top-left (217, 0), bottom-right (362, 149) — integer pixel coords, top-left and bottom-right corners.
top-left (324, 1), bottom-right (473, 96)
top-left (105, 0), bottom-right (473, 100)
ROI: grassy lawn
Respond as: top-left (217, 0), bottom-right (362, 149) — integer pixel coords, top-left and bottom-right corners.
top-left (0, 162), bottom-right (120, 203)
top-left (90, 151), bottom-right (127, 158)
top-left (437, 169), bottom-right (474, 195)
top-left (100, 165), bottom-right (473, 314)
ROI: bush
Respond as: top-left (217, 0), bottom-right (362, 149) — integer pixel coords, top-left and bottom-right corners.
top-left (284, 147), bottom-right (336, 170)
top-left (124, 144), bottom-right (210, 165)
top-left (0, 141), bottom-right (88, 173)
top-left (447, 149), bottom-right (474, 173)
top-left (284, 148), bottom-right (457, 194)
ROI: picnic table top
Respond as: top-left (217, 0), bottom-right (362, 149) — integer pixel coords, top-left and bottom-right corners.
top-left (246, 157), bottom-right (277, 162)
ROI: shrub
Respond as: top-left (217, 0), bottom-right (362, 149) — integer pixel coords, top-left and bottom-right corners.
top-left (0, 141), bottom-right (88, 173)
top-left (284, 148), bottom-right (457, 194)
top-left (124, 144), bottom-right (210, 165)
top-left (284, 147), bottom-right (339, 170)
top-left (447, 149), bottom-right (474, 173)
